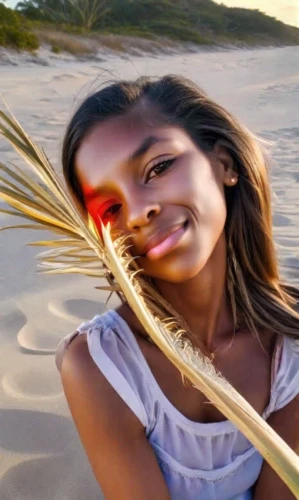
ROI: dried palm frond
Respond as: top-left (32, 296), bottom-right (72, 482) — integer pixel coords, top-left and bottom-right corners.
top-left (1, 108), bottom-right (299, 497)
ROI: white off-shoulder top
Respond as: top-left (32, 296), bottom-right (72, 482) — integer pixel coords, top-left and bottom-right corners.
top-left (56, 309), bottom-right (299, 500)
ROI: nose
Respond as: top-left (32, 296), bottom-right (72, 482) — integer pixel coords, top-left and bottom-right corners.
top-left (126, 197), bottom-right (161, 232)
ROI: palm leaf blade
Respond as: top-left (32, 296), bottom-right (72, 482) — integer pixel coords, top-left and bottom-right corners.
top-left (0, 162), bottom-right (76, 224)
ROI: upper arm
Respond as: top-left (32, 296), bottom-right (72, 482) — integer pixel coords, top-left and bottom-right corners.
top-left (254, 395), bottom-right (299, 500)
top-left (60, 334), bottom-right (171, 500)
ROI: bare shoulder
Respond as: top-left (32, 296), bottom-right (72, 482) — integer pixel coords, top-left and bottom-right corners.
top-left (60, 332), bottom-right (98, 394)
top-left (60, 331), bottom-right (143, 431)
top-left (61, 331), bottom-right (91, 375)
top-left (59, 329), bottom-right (170, 500)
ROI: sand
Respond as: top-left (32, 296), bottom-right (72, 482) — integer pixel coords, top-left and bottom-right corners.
top-left (0, 45), bottom-right (299, 499)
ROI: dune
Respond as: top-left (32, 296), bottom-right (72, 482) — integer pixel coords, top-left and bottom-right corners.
top-left (0, 45), bottom-right (298, 499)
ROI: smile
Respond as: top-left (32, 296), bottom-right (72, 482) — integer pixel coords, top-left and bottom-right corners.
top-left (142, 221), bottom-right (188, 261)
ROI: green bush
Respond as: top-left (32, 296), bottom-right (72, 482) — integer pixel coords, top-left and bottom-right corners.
top-left (51, 44), bottom-right (61, 53)
top-left (106, 25), bottom-right (154, 39)
top-left (148, 21), bottom-right (210, 44)
top-left (0, 2), bottom-right (20, 26)
top-left (0, 2), bottom-right (39, 50)
top-left (0, 25), bottom-right (39, 50)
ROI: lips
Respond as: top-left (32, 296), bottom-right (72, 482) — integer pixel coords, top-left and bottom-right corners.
top-left (139, 221), bottom-right (187, 260)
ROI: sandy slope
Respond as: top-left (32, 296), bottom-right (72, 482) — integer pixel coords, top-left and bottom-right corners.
top-left (0, 46), bottom-right (299, 499)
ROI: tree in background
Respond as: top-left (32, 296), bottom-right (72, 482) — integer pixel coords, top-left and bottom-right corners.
top-left (16, 0), bottom-right (109, 29)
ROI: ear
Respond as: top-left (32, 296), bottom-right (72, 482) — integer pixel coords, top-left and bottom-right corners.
top-left (213, 142), bottom-right (238, 187)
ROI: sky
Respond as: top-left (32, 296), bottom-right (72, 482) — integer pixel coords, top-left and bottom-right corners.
top-left (5, 0), bottom-right (299, 28)
top-left (214, 0), bottom-right (299, 27)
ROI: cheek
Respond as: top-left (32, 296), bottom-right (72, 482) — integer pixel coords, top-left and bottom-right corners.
top-left (197, 180), bottom-right (226, 218)
top-left (195, 180), bottom-right (227, 247)
top-left (179, 156), bottom-right (227, 225)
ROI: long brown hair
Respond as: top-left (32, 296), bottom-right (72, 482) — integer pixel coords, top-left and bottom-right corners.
top-left (62, 74), bottom-right (299, 341)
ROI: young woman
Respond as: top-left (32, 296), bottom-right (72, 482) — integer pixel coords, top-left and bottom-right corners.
top-left (56, 75), bottom-right (299, 500)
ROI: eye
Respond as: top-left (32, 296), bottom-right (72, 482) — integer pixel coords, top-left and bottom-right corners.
top-left (103, 203), bottom-right (122, 220)
top-left (146, 158), bottom-right (175, 182)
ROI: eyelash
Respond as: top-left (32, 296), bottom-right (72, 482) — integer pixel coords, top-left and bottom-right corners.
top-left (103, 203), bottom-right (122, 219)
top-left (146, 158), bottom-right (175, 181)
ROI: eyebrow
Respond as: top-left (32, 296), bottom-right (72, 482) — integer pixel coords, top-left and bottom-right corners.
top-left (129, 135), bottom-right (170, 162)
top-left (83, 135), bottom-right (170, 202)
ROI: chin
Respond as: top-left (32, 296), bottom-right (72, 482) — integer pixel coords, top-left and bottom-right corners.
top-left (143, 254), bottom-right (208, 284)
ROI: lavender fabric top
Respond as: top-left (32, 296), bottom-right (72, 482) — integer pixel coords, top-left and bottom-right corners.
top-left (56, 309), bottom-right (299, 500)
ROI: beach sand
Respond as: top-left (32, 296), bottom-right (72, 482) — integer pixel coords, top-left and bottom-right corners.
top-left (0, 46), bottom-right (299, 499)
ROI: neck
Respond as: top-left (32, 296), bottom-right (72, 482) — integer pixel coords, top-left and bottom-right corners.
top-left (154, 233), bottom-right (235, 350)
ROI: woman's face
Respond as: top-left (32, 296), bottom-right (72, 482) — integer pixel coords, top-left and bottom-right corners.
top-left (75, 113), bottom-right (235, 283)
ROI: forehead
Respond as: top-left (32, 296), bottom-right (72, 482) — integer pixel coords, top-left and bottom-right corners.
top-left (74, 113), bottom-right (193, 187)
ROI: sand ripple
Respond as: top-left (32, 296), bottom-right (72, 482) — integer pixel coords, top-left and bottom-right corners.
top-left (2, 368), bottom-right (62, 400)
top-left (48, 298), bottom-right (104, 322)
top-left (17, 324), bottom-right (62, 354)
top-left (0, 409), bottom-right (71, 454)
top-left (0, 454), bottom-right (102, 500)
top-left (0, 309), bottom-right (27, 341)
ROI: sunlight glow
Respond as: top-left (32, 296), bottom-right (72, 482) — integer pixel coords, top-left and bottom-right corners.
top-left (214, 0), bottom-right (299, 28)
